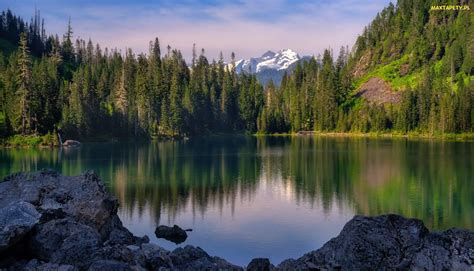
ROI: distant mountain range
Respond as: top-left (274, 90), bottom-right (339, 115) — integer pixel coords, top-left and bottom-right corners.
top-left (231, 49), bottom-right (312, 86)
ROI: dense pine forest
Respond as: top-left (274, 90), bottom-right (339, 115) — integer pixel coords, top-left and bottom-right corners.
top-left (0, 0), bottom-right (473, 145)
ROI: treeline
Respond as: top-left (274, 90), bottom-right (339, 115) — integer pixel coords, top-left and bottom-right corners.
top-left (353, 0), bottom-right (473, 75)
top-left (0, 0), bottom-right (473, 141)
top-left (258, 55), bottom-right (473, 134)
top-left (0, 10), bottom-right (264, 139)
top-left (257, 0), bottom-right (473, 134)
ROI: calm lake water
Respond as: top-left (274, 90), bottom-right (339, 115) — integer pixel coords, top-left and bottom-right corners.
top-left (1, 136), bottom-right (473, 265)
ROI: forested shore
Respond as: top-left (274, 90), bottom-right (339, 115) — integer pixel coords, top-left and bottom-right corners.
top-left (0, 0), bottom-right (473, 146)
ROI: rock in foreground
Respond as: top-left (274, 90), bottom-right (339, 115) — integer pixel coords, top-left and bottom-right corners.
top-left (0, 170), bottom-right (472, 270)
top-left (277, 214), bottom-right (474, 270)
top-left (0, 201), bottom-right (41, 252)
top-left (0, 170), bottom-right (240, 270)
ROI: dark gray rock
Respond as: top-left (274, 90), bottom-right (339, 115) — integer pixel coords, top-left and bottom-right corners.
top-left (276, 214), bottom-right (474, 270)
top-left (212, 256), bottom-right (243, 271)
top-left (169, 245), bottom-right (210, 267)
top-left (30, 218), bottom-right (102, 269)
top-left (155, 225), bottom-right (188, 244)
top-left (0, 169), bottom-right (120, 240)
top-left (32, 263), bottom-right (78, 271)
top-left (0, 201), bottom-right (41, 252)
top-left (88, 260), bottom-right (132, 271)
top-left (247, 258), bottom-right (274, 271)
top-left (8, 259), bottom-right (79, 271)
top-left (140, 243), bottom-right (173, 269)
top-left (168, 245), bottom-right (243, 271)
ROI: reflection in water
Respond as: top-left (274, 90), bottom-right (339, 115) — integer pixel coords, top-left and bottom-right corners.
top-left (0, 136), bottom-right (473, 265)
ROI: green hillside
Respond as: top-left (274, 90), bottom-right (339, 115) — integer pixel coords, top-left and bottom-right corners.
top-left (350, 0), bottom-right (473, 92)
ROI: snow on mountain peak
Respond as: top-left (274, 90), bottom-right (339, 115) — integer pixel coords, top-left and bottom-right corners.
top-left (232, 49), bottom-right (312, 86)
top-left (255, 49), bottom-right (300, 72)
top-left (262, 50), bottom-right (276, 59)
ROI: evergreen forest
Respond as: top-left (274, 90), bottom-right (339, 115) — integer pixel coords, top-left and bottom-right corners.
top-left (0, 0), bottom-right (473, 144)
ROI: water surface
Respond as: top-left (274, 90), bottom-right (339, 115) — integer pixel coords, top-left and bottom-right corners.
top-left (1, 136), bottom-right (473, 265)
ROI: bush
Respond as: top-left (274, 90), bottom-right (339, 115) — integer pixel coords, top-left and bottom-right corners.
top-left (4, 132), bottom-right (59, 147)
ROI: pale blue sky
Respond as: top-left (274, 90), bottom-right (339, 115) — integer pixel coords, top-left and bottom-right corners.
top-left (2, 0), bottom-right (393, 60)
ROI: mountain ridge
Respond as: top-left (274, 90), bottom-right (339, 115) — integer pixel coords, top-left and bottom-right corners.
top-left (231, 49), bottom-right (312, 86)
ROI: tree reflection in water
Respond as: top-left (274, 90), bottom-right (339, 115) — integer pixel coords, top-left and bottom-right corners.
top-left (1, 136), bottom-right (473, 264)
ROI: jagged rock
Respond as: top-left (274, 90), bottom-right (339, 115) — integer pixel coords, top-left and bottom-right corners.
top-left (247, 258), bottom-right (274, 271)
top-left (155, 225), bottom-right (188, 244)
top-left (29, 218), bottom-right (102, 269)
top-left (0, 201), bottom-right (41, 252)
top-left (87, 260), bottom-right (132, 271)
top-left (0, 170), bottom-right (119, 240)
top-left (276, 214), bottom-right (474, 270)
top-left (168, 245), bottom-right (242, 271)
top-left (212, 256), bottom-right (243, 271)
top-left (9, 258), bottom-right (79, 271)
top-left (140, 243), bottom-right (173, 269)
top-left (169, 245), bottom-right (210, 267)
top-left (43, 264), bottom-right (77, 271)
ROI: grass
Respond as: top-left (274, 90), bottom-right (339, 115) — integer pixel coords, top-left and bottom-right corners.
top-left (354, 57), bottom-right (473, 96)
top-left (2, 133), bottom-right (59, 148)
top-left (254, 131), bottom-right (474, 141)
top-left (353, 55), bottom-right (420, 93)
top-left (3, 130), bottom-right (474, 147)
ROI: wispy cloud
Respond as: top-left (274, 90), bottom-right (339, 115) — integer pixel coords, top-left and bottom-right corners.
top-left (3, 0), bottom-right (392, 61)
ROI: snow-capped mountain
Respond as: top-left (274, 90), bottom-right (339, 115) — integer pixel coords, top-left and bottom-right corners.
top-left (232, 49), bottom-right (312, 86)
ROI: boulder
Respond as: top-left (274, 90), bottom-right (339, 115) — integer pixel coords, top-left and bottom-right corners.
top-left (29, 218), bottom-right (102, 269)
top-left (212, 256), bottom-right (243, 271)
top-left (276, 214), bottom-right (474, 270)
top-left (139, 243), bottom-right (173, 269)
top-left (0, 169), bottom-right (124, 240)
top-left (169, 245), bottom-right (210, 267)
top-left (168, 245), bottom-right (243, 270)
top-left (0, 201), bottom-right (41, 252)
top-left (63, 140), bottom-right (81, 147)
top-left (247, 258), bottom-right (274, 271)
top-left (155, 225), bottom-right (188, 244)
top-left (87, 260), bottom-right (132, 271)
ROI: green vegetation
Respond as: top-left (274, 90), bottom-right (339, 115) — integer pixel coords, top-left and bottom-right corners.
top-left (353, 56), bottom-right (420, 91)
top-left (0, 38), bottom-right (16, 56)
top-left (256, 0), bottom-right (473, 135)
top-left (0, 0), bottom-right (473, 144)
top-left (2, 132), bottom-right (58, 147)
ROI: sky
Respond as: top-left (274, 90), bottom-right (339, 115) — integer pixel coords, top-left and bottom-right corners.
top-left (2, 0), bottom-right (393, 61)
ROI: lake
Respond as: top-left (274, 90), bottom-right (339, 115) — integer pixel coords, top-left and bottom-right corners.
top-left (0, 136), bottom-right (473, 265)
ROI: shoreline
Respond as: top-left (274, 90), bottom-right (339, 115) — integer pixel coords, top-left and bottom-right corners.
top-left (3, 131), bottom-right (474, 148)
top-left (0, 170), bottom-right (473, 270)
top-left (291, 131), bottom-right (474, 141)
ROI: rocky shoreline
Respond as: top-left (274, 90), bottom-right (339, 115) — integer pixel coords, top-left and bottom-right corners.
top-left (0, 170), bottom-right (473, 270)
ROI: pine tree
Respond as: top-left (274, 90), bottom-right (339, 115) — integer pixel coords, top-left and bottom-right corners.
top-left (17, 32), bottom-right (32, 134)
top-left (169, 70), bottom-right (183, 136)
top-left (115, 65), bottom-right (128, 116)
top-left (135, 54), bottom-right (150, 134)
top-left (61, 18), bottom-right (74, 63)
